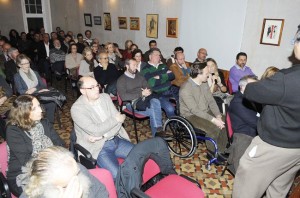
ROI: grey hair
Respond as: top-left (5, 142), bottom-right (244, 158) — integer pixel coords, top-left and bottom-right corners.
top-left (7, 47), bottom-right (18, 56)
top-left (239, 75), bottom-right (258, 88)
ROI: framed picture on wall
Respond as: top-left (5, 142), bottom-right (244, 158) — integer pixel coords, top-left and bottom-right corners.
top-left (84, 13), bottom-right (92, 27)
top-left (146, 14), bottom-right (158, 38)
top-left (166, 18), bottom-right (178, 38)
top-left (94, 16), bottom-right (101, 25)
top-left (104, 12), bottom-right (112, 31)
top-left (260, 18), bottom-right (284, 46)
top-left (118, 17), bottom-right (127, 29)
top-left (130, 17), bottom-right (140, 30)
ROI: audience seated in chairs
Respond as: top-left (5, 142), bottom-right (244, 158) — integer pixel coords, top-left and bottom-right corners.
top-left (117, 58), bottom-right (163, 137)
top-left (4, 47), bottom-right (19, 85)
top-left (79, 47), bottom-right (98, 77)
top-left (141, 48), bottom-right (176, 118)
top-left (36, 33), bottom-right (53, 81)
top-left (71, 76), bottom-right (133, 179)
top-left (227, 75), bottom-right (259, 174)
top-left (94, 51), bottom-right (122, 96)
top-left (179, 62), bottom-right (228, 162)
top-left (49, 39), bottom-right (66, 79)
top-left (5, 95), bottom-right (65, 196)
top-left (65, 43), bottom-right (83, 85)
top-left (14, 54), bottom-right (57, 124)
top-left (19, 146), bottom-right (109, 198)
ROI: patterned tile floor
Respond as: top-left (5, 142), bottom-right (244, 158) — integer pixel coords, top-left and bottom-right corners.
top-left (1, 79), bottom-right (299, 197)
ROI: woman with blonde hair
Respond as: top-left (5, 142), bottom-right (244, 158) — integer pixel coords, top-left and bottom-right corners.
top-left (20, 146), bottom-right (108, 198)
top-left (79, 47), bottom-right (98, 77)
top-left (105, 42), bottom-right (123, 69)
top-left (6, 95), bottom-right (65, 196)
top-left (261, 66), bottom-right (279, 79)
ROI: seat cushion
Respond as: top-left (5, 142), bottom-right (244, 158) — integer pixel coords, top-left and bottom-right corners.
top-left (145, 174), bottom-right (205, 198)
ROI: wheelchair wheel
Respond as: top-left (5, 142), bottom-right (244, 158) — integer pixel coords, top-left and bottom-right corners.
top-left (163, 116), bottom-right (197, 158)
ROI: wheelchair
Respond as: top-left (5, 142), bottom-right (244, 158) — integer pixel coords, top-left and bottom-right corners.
top-left (162, 115), bottom-right (221, 170)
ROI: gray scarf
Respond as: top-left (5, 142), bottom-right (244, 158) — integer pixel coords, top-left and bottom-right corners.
top-left (19, 68), bottom-right (38, 90)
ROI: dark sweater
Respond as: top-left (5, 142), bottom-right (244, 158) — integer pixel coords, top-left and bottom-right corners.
top-left (117, 72), bottom-right (149, 101)
top-left (6, 119), bottom-right (65, 180)
top-left (141, 63), bottom-right (174, 94)
top-left (94, 63), bottom-right (121, 87)
top-left (228, 91), bottom-right (257, 137)
top-left (244, 65), bottom-right (300, 148)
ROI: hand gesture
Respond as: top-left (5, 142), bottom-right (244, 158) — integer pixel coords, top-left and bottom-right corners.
top-left (115, 112), bottom-right (126, 123)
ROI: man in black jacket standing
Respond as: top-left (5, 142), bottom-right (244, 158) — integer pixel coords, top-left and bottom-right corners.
top-left (233, 26), bottom-right (300, 198)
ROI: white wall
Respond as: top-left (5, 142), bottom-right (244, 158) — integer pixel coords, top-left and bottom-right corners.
top-left (241, 0), bottom-right (300, 76)
top-left (180, 0), bottom-right (248, 69)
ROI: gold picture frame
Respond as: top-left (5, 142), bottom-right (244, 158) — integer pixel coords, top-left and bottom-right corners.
top-left (260, 18), bottom-right (284, 46)
top-left (130, 17), bottom-right (140, 30)
top-left (103, 12), bottom-right (112, 31)
top-left (166, 18), bottom-right (178, 38)
top-left (146, 14), bottom-right (158, 38)
top-left (118, 17), bottom-right (127, 29)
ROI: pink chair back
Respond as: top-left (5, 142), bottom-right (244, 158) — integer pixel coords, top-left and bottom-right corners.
top-left (143, 159), bottom-right (161, 184)
top-left (41, 77), bottom-right (47, 87)
top-left (226, 113), bottom-right (234, 139)
top-left (0, 141), bottom-right (8, 177)
top-left (89, 168), bottom-right (117, 198)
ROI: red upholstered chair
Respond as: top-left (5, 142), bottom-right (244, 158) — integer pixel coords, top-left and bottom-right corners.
top-left (116, 137), bottom-right (205, 198)
top-left (117, 93), bottom-right (149, 143)
top-left (226, 79), bottom-right (233, 94)
top-left (89, 168), bottom-right (117, 198)
top-left (0, 142), bottom-right (17, 198)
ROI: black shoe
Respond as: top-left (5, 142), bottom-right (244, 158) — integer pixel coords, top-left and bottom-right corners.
top-left (155, 130), bottom-right (172, 141)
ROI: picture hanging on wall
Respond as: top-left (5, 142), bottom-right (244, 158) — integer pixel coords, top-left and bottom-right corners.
top-left (84, 13), bottom-right (92, 27)
top-left (146, 14), bottom-right (158, 38)
top-left (166, 18), bottom-right (178, 38)
top-left (104, 12), bottom-right (112, 31)
top-left (118, 17), bottom-right (127, 29)
top-left (260, 18), bottom-right (284, 46)
top-left (130, 17), bottom-right (140, 30)
top-left (94, 16), bottom-right (101, 25)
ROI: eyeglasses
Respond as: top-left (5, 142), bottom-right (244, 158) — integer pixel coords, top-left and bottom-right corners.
top-left (81, 84), bottom-right (101, 90)
top-left (20, 62), bottom-right (30, 66)
top-left (100, 57), bottom-right (108, 59)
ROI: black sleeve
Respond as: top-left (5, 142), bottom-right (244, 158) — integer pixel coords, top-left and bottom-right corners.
top-left (43, 119), bottom-right (65, 147)
top-left (218, 70), bottom-right (226, 86)
top-left (0, 75), bottom-right (13, 97)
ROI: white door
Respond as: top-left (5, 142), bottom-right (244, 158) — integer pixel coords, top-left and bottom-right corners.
top-left (21, 0), bottom-right (52, 33)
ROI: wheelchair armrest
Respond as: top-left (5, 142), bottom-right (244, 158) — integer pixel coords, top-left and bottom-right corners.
top-left (74, 143), bottom-right (97, 169)
top-left (130, 187), bottom-right (151, 198)
top-left (0, 172), bottom-right (11, 198)
top-left (179, 174), bottom-right (202, 189)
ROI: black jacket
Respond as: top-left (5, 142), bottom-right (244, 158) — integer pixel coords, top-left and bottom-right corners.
top-left (6, 119), bottom-right (65, 180)
top-left (228, 91), bottom-right (258, 137)
top-left (244, 65), bottom-right (300, 148)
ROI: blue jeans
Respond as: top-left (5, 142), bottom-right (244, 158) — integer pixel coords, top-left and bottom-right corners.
top-left (126, 98), bottom-right (162, 136)
top-left (97, 136), bottom-right (133, 179)
top-left (158, 96), bottom-right (176, 118)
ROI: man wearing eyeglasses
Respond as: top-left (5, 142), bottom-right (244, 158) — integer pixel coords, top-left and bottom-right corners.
top-left (194, 48), bottom-right (208, 63)
top-left (71, 76), bottom-right (133, 180)
top-left (232, 25), bottom-right (300, 198)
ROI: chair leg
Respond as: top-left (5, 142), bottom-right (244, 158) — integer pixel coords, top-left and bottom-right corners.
top-left (56, 106), bottom-right (62, 129)
top-left (221, 161), bottom-right (228, 176)
top-left (132, 116), bottom-right (139, 143)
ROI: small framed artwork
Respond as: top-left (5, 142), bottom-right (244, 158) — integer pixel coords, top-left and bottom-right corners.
top-left (104, 12), bottom-right (112, 31)
top-left (94, 16), bottom-right (101, 25)
top-left (118, 17), bottom-right (127, 29)
top-left (166, 18), bottom-right (178, 38)
top-left (260, 18), bottom-right (284, 46)
top-left (146, 14), bottom-right (158, 38)
top-left (130, 17), bottom-right (140, 30)
top-left (84, 13), bottom-right (92, 27)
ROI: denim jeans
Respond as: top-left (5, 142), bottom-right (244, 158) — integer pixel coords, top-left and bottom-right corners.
top-left (158, 96), bottom-right (176, 118)
top-left (126, 98), bottom-right (162, 136)
top-left (97, 136), bottom-right (133, 179)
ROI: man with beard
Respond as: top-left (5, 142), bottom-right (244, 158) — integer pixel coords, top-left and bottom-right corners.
top-left (117, 58), bottom-right (163, 136)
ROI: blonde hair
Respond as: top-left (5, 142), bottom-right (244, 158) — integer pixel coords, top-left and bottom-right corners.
top-left (24, 146), bottom-right (90, 198)
top-left (261, 66), bottom-right (279, 80)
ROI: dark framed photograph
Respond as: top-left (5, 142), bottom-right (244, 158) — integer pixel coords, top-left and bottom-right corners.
top-left (146, 14), bottom-right (158, 38)
top-left (118, 17), bottom-right (127, 29)
top-left (130, 17), bottom-right (140, 30)
top-left (166, 18), bottom-right (178, 38)
top-left (94, 16), bottom-right (101, 25)
top-left (260, 18), bottom-right (284, 46)
top-left (84, 13), bottom-right (92, 27)
top-left (104, 12), bottom-right (112, 31)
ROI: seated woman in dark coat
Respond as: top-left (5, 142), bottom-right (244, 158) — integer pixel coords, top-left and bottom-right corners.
top-left (14, 54), bottom-right (56, 123)
top-left (6, 95), bottom-right (65, 196)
